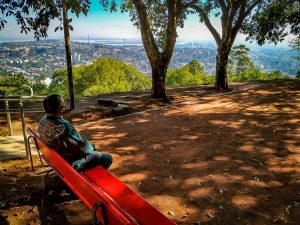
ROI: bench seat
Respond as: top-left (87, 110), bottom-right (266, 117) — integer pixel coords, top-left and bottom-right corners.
top-left (28, 128), bottom-right (176, 225)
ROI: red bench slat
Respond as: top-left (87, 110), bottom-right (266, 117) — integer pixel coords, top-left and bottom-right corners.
top-left (29, 128), bottom-right (138, 225)
top-left (84, 167), bottom-right (176, 225)
top-left (28, 128), bottom-right (177, 225)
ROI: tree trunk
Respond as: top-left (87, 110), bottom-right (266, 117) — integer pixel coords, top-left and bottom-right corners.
top-left (151, 61), bottom-right (168, 99)
top-left (62, 0), bottom-right (75, 109)
top-left (215, 47), bottom-right (229, 90)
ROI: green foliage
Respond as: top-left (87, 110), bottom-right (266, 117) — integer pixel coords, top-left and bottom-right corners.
top-left (31, 73), bottom-right (49, 96)
top-left (242, 0), bottom-right (300, 45)
top-left (166, 59), bottom-right (293, 88)
top-left (290, 38), bottom-right (300, 51)
top-left (49, 56), bottom-right (151, 97)
top-left (0, 0), bottom-right (91, 39)
top-left (229, 69), bottom-right (291, 82)
top-left (227, 44), bottom-right (293, 81)
top-left (187, 59), bottom-right (205, 75)
top-left (290, 38), bottom-right (300, 61)
top-left (0, 73), bottom-right (31, 95)
top-left (228, 44), bottom-right (255, 75)
top-left (166, 60), bottom-right (214, 87)
top-left (296, 70), bottom-right (300, 79)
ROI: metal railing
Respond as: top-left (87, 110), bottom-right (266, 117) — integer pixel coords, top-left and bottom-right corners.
top-left (0, 84), bottom-right (45, 159)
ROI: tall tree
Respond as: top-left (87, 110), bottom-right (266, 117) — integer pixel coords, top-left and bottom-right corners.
top-left (61, 0), bottom-right (75, 109)
top-left (0, 0), bottom-right (91, 109)
top-left (103, 0), bottom-right (196, 99)
top-left (228, 44), bottom-right (254, 75)
top-left (190, 0), bottom-right (266, 90)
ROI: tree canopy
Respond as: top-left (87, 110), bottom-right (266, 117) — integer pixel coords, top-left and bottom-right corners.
top-left (242, 0), bottom-right (300, 45)
top-left (0, 0), bottom-right (91, 109)
top-left (49, 56), bottom-right (151, 97)
top-left (190, 0), bottom-right (263, 90)
top-left (0, 73), bottom-right (31, 96)
top-left (166, 60), bottom-right (214, 87)
top-left (0, 0), bottom-right (90, 39)
top-left (228, 44), bottom-right (255, 75)
top-left (101, 0), bottom-right (197, 99)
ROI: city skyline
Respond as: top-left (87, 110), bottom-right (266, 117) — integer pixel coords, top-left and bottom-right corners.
top-left (1, 39), bottom-right (298, 78)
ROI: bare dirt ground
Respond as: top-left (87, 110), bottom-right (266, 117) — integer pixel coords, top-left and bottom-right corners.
top-left (0, 80), bottom-right (300, 225)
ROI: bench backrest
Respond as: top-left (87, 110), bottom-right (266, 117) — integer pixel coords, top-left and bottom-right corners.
top-left (28, 128), bottom-right (176, 225)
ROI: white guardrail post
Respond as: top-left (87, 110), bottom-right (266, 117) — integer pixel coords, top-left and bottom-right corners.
top-left (3, 91), bottom-right (13, 135)
top-left (19, 101), bottom-right (30, 159)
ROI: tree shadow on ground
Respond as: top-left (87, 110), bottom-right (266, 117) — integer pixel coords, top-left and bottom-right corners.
top-left (0, 158), bottom-right (84, 225)
top-left (77, 80), bottom-right (300, 225)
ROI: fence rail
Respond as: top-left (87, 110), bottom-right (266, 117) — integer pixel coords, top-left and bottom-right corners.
top-left (0, 108), bottom-right (44, 113)
top-left (0, 96), bottom-right (45, 101)
top-left (0, 84), bottom-right (33, 96)
top-left (0, 85), bottom-right (45, 159)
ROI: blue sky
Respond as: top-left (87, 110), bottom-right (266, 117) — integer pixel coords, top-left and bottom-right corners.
top-left (0, 0), bottom-right (227, 41)
top-left (0, 0), bottom-right (293, 46)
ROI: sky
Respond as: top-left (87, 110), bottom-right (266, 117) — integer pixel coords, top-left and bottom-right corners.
top-left (0, 0), bottom-right (238, 42)
top-left (0, 0), bottom-right (293, 46)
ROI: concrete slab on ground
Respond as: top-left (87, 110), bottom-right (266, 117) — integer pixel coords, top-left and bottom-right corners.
top-left (0, 135), bottom-right (37, 160)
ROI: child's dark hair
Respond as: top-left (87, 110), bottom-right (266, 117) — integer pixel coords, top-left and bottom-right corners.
top-left (43, 94), bottom-right (63, 114)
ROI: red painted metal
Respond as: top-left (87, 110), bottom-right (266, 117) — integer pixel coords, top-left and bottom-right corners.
top-left (28, 128), bottom-right (177, 225)
top-left (84, 166), bottom-right (177, 225)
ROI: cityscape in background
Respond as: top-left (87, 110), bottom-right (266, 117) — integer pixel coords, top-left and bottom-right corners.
top-left (0, 38), bottom-right (299, 82)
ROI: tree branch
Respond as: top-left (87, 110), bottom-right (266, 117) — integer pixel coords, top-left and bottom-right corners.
top-left (182, 0), bottom-right (200, 9)
top-left (217, 0), bottom-right (228, 14)
top-left (190, 4), bottom-right (222, 45)
top-left (232, 1), bottom-right (246, 37)
top-left (163, 0), bottom-right (177, 59)
top-left (245, 0), bottom-right (261, 16)
top-left (230, 0), bottom-right (260, 47)
top-left (133, 0), bottom-right (159, 59)
top-left (224, 1), bottom-right (239, 41)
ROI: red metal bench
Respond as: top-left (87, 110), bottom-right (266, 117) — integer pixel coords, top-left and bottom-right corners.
top-left (27, 128), bottom-right (176, 225)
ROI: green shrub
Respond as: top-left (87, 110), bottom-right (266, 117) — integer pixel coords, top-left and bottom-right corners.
top-left (48, 56), bottom-right (151, 97)
top-left (229, 69), bottom-right (291, 81)
top-left (166, 60), bottom-right (214, 87)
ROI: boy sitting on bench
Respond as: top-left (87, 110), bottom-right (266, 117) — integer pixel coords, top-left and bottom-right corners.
top-left (38, 94), bottom-right (113, 172)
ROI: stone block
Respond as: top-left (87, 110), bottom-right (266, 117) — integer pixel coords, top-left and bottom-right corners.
top-left (97, 99), bottom-right (118, 108)
top-left (112, 104), bottom-right (131, 116)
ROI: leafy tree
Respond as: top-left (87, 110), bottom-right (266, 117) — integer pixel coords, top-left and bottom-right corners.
top-left (241, 0), bottom-right (299, 45)
top-left (166, 60), bottom-right (214, 87)
top-left (289, 38), bottom-right (300, 72)
top-left (0, 67), bottom-right (9, 75)
top-left (296, 70), bottom-right (300, 79)
top-left (49, 56), bottom-right (151, 97)
top-left (187, 59), bottom-right (205, 74)
top-left (189, 1), bottom-right (258, 90)
top-left (31, 73), bottom-right (49, 95)
top-left (290, 39), bottom-right (300, 51)
top-left (0, 0), bottom-right (91, 109)
top-left (0, 73), bottom-right (31, 95)
top-left (229, 69), bottom-right (290, 82)
top-left (0, 1), bottom-right (32, 34)
top-left (228, 44), bottom-right (255, 75)
top-left (241, 0), bottom-right (300, 78)
top-left (102, 0), bottom-right (197, 99)
top-left (189, 1), bottom-right (287, 90)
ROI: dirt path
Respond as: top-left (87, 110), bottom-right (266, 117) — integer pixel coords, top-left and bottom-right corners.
top-left (0, 80), bottom-right (300, 225)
